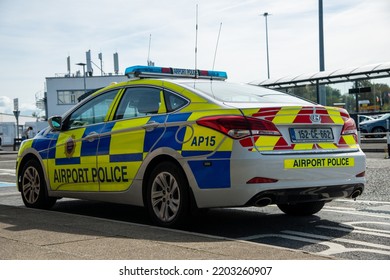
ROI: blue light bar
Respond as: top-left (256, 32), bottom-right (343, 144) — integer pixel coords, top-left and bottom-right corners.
top-left (124, 65), bottom-right (227, 80)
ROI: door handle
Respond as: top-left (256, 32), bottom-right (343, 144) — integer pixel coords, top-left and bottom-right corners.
top-left (143, 121), bottom-right (160, 132)
top-left (85, 131), bottom-right (99, 142)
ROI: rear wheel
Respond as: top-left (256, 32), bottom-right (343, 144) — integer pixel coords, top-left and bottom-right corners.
top-left (372, 127), bottom-right (386, 138)
top-left (20, 159), bottom-right (57, 209)
top-left (146, 162), bottom-right (189, 227)
top-left (277, 201), bottom-right (325, 216)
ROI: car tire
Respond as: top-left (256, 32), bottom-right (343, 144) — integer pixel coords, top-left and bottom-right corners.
top-left (372, 127), bottom-right (385, 138)
top-left (146, 161), bottom-right (189, 227)
top-left (20, 159), bottom-right (57, 209)
top-left (277, 201), bottom-right (325, 216)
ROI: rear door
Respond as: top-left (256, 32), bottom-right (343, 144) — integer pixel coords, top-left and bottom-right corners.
top-left (97, 85), bottom-right (167, 192)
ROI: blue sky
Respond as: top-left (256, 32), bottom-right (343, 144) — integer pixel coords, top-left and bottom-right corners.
top-left (0, 0), bottom-right (389, 116)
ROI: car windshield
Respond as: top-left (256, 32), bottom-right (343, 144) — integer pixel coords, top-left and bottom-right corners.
top-left (180, 81), bottom-right (312, 104)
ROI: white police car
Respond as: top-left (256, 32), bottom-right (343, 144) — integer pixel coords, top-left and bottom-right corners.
top-left (16, 65), bottom-right (366, 227)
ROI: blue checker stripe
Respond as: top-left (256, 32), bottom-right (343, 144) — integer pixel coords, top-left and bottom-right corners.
top-left (97, 136), bottom-right (111, 155)
top-left (188, 160), bottom-right (231, 189)
top-left (181, 151), bottom-right (211, 157)
top-left (55, 157), bottom-right (81, 165)
top-left (151, 126), bottom-right (183, 151)
top-left (32, 133), bottom-right (59, 159)
top-left (110, 153), bottom-right (143, 162)
top-left (81, 124), bottom-right (106, 156)
top-left (166, 113), bottom-right (191, 123)
top-left (207, 151), bottom-right (231, 159)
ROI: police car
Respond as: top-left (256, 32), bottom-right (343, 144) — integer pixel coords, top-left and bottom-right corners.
top-left (16, 65), bottom-right (366, 227)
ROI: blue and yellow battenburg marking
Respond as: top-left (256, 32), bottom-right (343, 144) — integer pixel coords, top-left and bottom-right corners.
top-left (29, 110), bottom-right (234, 191)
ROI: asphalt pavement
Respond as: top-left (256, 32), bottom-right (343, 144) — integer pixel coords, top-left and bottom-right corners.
top-left (0, 204), bottom-right (333, 260)
top-left (0, 141), bottom-right (387, 260)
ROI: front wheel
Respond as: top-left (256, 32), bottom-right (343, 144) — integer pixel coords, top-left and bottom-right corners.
top-left (20, 159), bottom-right (57, 209)
top-left (146, 162), bottom-right (189, 227)
top-left (277, 201), bottom-right (325, 216)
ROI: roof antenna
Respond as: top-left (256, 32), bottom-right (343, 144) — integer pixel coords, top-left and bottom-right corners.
top-left (212, 22), bottom-right (222, 70)
top-left (147, 34), bottom-right (154, 66)
top-left (194, 4), bottom-right (199, 78)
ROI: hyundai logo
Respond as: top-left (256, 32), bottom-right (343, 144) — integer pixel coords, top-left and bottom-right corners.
top-left (310, 114), bottom-right (321, 123)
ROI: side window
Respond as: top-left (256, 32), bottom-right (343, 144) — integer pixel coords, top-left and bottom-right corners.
top-left (114, 87), bottom-right (162, 120)
top-left (164, 90), bottom-right (189, 112)
top-left (65, 89), bottom-right (119, 130)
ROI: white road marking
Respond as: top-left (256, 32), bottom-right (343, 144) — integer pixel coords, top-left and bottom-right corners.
top-left (346, 221), bottom-right (390, 227)
top-left (322, 208), bottom-right (390, 219)
top-left (317, 225), bottom-right (390, 238)
top-left (283, 230), bottom-right (390, 251)
top-left (0, 169), bottom-right (15, 176)
top-left (338, 199), bottom-right (390, 205)
top-left (0, 191), bottom-right (19, 196)
top-left (240, 205), bottom-right (390, 258)
top-left (240, 232), bottom-right (390, 257)
top-left (324, 206), bottom-right (355, 211)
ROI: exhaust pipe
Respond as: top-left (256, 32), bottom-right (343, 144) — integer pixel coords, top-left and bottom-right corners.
top-left (351, 189), bottom-right (362, 199)
top-left (254, 197), bottom-right (273, 207)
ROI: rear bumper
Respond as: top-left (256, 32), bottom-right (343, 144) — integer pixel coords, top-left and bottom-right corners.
top-left (246, 183), bottom-right (364, 206)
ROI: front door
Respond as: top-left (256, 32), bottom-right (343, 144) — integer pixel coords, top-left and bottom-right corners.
top-left (47, 89), bottom-right (120, 192)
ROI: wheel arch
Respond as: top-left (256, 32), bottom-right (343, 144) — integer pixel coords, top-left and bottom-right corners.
top-left (17, 152), bottom-right (45, 192)
top-left (141, 154), bottom-right (197, 210)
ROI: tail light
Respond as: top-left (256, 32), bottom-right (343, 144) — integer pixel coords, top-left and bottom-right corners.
top-left (341, 118), bottom-right (357, 135)
top-left (196, 115), bottom-right (281, 139)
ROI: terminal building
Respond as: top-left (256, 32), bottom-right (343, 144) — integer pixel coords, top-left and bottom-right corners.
top-left (45, 74), bottom-right (127, 118)
top-left (43, 51), bottom-right (128, 118)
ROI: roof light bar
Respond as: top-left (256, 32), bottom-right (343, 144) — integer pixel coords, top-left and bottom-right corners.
top-left (124, 65), bottom-right (228, 80)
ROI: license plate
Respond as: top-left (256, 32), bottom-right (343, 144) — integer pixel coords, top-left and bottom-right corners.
top-left (289, 127), bottom-right (334, 143)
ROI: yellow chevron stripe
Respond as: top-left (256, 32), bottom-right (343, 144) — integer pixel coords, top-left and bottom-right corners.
top-left (272, 107), bottom-right (301, 124)
top-left (255, 136), bottom-right (281, 151)
top-left (293, 143), bottom-right (315, 150)
top-left (325, 107), bottom-right (344, 124)
top-left (317, 143), bottom-right (338, 149)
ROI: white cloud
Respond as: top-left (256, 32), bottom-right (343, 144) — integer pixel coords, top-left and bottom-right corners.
top-left (0, 96), bottom-right (13, 114)
top-left (0, 95), bottom-right (43, 117)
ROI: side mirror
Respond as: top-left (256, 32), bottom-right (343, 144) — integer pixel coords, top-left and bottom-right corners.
top-left (48, 116), bottom-right (63, 131)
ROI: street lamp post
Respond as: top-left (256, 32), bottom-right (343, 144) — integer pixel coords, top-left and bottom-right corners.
top-left (317, 0), bottom-right (326, 105)
top-left (13, 98), bottom-right (20, 139)
top-left (263, 12), bottom-right (271, 79)
top-left (76, 62), bottom-right (87, 93)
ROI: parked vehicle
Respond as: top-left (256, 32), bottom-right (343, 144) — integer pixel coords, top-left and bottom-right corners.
top-left (358, 115), bottom-right (374, 124)
top-left (359, 113), bottom-right (390, 138)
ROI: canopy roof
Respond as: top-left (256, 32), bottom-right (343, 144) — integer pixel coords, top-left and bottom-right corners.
top-left (250, 62), bottom-right (390, 88)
